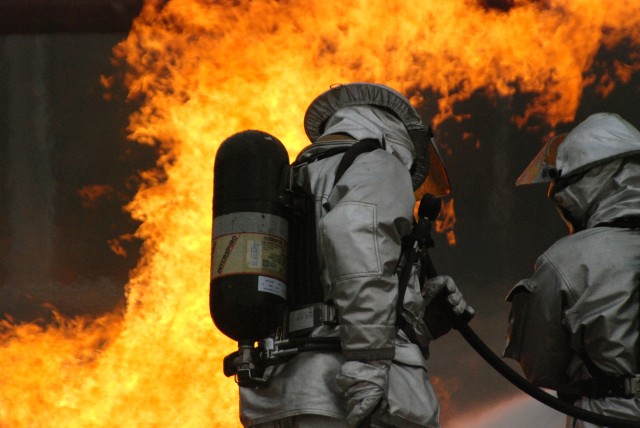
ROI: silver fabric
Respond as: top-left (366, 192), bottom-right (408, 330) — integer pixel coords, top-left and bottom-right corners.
top-left (322, 105), bottom-right (416, 173)
top-left (240, 107), bottom-right (440, 427)
top-left (553, 159), bottom-right (640, 230)
top-left (555, 113), bottom-right (640, 179)
top-left (504, 148), bottom-right (640, 424)
top-left (336, 360), bottom-right (389, 426)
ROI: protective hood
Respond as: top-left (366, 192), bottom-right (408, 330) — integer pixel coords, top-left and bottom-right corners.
top-left (321, 105), bottom-right (414, 172)
top-left (304, 83), bottom-right (450, 196)
top-left (552, 157), bottom-right (640, 231)
top-left (516, 112), bottom-right (640, 186)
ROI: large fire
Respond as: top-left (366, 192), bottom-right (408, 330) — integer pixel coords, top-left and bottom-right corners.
top-left (1, 0), bottom-right (639, 426)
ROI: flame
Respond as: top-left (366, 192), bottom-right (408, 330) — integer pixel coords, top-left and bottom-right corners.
top-left (108, 233), bottom-right (136, 258)
top-left (1, 0), bottom-right (639, 426)
top-left (78, 184), bottom-right (117, 208)
top-left (436, 199), bottom-right (458, 246)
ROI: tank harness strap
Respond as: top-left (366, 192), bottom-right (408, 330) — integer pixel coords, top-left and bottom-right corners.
top-left (287, 138), bottom-right (355, 308)
top-left (289, 133), bottom-right (357, 169)
top-left (286, 137), bottom-right (382, 316)
top-left (334, 138), bottom-right (382, 184)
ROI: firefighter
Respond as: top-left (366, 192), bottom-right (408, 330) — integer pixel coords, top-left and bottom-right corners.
top-left (239, 83), bottom-right (473, 427)
top-left (503, 112), bottom-right (640, 427)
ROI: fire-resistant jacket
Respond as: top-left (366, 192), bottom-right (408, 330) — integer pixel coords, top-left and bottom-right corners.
top-left (504, 153), bottom-right (640, 427)
top-left (240, 106), bottom-right (440, 427)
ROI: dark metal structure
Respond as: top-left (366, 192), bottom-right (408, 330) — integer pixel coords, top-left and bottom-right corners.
top-left (0, 0), bottom-right (144, 34)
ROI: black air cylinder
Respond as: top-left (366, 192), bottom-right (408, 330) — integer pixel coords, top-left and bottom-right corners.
top-left (210, 130), bottom-right (289, 342)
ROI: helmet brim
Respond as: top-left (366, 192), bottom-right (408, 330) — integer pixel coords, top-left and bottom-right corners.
top-left (304, 83), bottom-right (425, 142)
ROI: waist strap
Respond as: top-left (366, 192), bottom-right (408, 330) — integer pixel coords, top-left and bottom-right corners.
top-left (595, 216), bottom-right (640, 229)
top-left (557, 375), bottom-right (640, 399)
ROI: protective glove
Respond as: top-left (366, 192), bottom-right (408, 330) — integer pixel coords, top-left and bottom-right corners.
top-left (336, 360), bottom-right (389, 427)
top-left (422, 275), bottom-right (475, 339)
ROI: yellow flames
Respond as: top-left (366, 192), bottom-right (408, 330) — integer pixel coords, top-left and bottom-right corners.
top-left (1, 0), bottom-right (639, 426)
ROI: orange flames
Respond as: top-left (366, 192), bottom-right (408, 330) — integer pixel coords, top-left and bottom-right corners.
top-left (436, 199), bottom-right (457, 246)
top-left (1, 0), bottom-right (639, 426)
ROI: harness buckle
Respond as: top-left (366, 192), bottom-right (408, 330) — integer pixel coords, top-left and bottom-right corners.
top-left (624, 375), bottom-right (640, 398)
top-left (288, 303), bottom-right (337, 336)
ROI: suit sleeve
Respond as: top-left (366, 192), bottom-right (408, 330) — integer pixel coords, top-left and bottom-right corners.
top-left (503, 253), bottom-right (573, 388)
top-left (319, 149), bottom-right (415, 361)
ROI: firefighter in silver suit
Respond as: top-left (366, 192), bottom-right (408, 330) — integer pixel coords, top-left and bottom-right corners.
top-left (504, 112), bottom-right (640, 427)
top-left (240, 83), bottom-right (473, 427)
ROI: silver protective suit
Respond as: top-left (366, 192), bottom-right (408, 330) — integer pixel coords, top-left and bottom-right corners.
top-left (504, 114), bottom-right (640, 428)
top-left (240, 105), bottom-right (440, 427)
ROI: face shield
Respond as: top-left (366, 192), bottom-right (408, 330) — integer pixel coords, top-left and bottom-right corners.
top-left (515, 134), bottom-right (567, 187)
top-left (413, 135), bottom-right (451, 199)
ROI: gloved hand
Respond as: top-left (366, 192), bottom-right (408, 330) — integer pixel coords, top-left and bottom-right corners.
top-left (422, 275), bottom-right (475, 339)
top-left (336, 360), bottom-right (389, 427)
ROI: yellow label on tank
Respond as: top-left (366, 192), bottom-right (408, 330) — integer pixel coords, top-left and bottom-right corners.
top-left (211, 233), bottom-right (287, 280)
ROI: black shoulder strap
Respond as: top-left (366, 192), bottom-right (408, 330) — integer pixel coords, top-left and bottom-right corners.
top-left (287, 138), bottom-right (381, 308)
top-left (291, 146), bottom-right (350, 168)
top-left (334, 138), bottom-right (381, 184)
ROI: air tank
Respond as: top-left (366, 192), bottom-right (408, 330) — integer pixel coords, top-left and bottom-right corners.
top-left (210, 130), bottom-right (289, 342)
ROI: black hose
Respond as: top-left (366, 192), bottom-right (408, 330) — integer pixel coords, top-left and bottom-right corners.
top-left (427, 258), bottom-right (639, 426)
top-left (450, 316), bottom-right (640, 428)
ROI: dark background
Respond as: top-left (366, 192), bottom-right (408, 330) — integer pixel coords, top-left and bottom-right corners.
top-left (0, 0), bottom-right (150, 322)
top-left (0, 0), bottom-right (638, 424)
